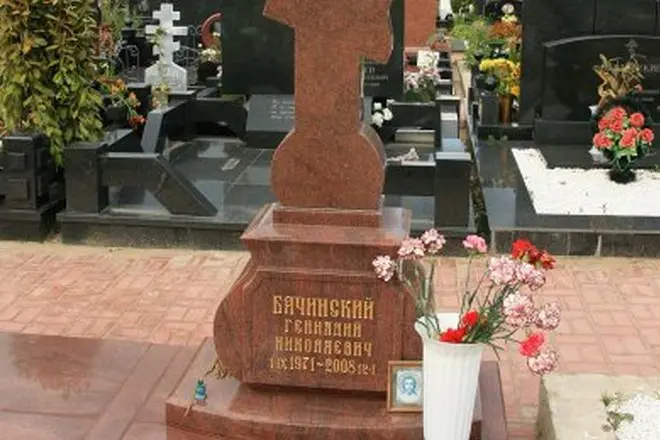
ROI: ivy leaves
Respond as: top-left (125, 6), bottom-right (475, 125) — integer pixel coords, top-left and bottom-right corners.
top-left (0, 0), bottom-right (104, 165)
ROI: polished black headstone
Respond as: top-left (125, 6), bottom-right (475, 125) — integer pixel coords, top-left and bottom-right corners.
top-left (518, 0), bottom-right (597, 123)
top-left (245, 94), bottom-right (294, 148)
top-left (220, 0), bottom-right (404, 98)
top-left (540, 36), bottom-right (660, 122)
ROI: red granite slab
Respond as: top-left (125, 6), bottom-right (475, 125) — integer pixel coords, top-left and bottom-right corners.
top-left (166, 339), bottom-right (509, 440)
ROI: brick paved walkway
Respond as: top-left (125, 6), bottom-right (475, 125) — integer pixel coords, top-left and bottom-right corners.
top-left (0, 241), bottom-right (658, 439)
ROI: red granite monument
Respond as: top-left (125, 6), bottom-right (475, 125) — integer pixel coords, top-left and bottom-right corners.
top-left (165, 0), bottom-right (507, 438)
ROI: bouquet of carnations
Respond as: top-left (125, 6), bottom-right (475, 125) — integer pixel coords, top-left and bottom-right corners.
top-left (373, 231), bottom-right (561, 375)
top-left (592, 105), bottom-right (654, 182)
top-left (403, 66), bottom-right (443, 102)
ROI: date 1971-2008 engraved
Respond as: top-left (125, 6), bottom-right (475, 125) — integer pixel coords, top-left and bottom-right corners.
top-left (270, 355), bottom-right (376, 376)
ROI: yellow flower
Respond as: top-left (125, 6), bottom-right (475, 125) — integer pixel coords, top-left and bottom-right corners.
top-left (510, 85), bottom-right (520, 98)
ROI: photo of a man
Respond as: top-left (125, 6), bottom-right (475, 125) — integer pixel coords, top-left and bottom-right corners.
top-left (395, 370), bottom-right (422, 405)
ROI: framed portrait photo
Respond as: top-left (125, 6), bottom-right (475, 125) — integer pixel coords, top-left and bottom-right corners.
top-left (387, 360), bottom-right (423, 412)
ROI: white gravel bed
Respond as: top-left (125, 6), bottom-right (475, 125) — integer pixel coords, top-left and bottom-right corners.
top-left (610, 393), bottom-right (660, 440)
top-left (512, 149), bottom-right (660, 217)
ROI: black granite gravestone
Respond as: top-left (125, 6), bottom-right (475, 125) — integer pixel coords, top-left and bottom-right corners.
top-left (540, 36), bottom-right (660, 122)
top-left (519, 0), bottom-right (659, 124)
top-left (220, 0), bottom-right (404, 98)
top-left (244, 95), bottom-right (295, 148)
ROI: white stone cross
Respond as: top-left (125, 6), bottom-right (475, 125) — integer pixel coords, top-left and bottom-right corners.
top-left (145, 3), bottom-right (188, 65)
top-left (144, 3), bottom-right (189, 93)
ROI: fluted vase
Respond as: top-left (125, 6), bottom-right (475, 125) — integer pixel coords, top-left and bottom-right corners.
top-left (415, 313), bottom-right (484, 440)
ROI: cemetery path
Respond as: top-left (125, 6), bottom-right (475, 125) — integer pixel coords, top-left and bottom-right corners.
top-left (1, 241), bottom-right (659, 440)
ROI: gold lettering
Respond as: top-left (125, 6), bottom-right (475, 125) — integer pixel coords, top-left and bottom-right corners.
top-left (364, 342), bottom-right (372, 357)
top-left (293, 337), bottom-right (302, 352)
top-left (294, 320), bottom-right (303, 334)
top-left (313, 339), bottom-right (323, 354)
top-left (363, 298), bottom-right (374, 320)
top-left (284, 337), bottom-right (293, 351)
top-left (352, 323), bottom-right (362, 338)
top-left (332, 322), bottom-right (343, 337)
top-left (343, 341), bottom-right (352, 356)
top-left (284, 319), bottom-right (292, 334)
top-left (340, 300), bottom-right (351, 319)
top-left (353, 342), bottom-right (362, 357)
top-left (352, 300), bottom-right (363, 320)
top-left (333, 340), bottom-right (342, 355)
top-left (323, 321), bottom-right (333, 336)
top-left (323, 340), bottom-right (333, 355)
top-left (273, 295), bottom-right (283, 314)
top-left (284, 296), bottom-right (295, 316)
top-left (305, 298), bottom-right (317, 316)
top-left (342, 322), bottom-right (352, 338)
top-left (294, 297), bottom-right (305, 315)
top-left (303, 338), bottom-right (312, 353)
top-left (303, 320), bottom-right (312, 335)
top-left (317, 298), bottom-right (328, 318)
top-left (313, 320), bottom-right (322, 335)
top-left (275, 336), bottom-right (284, 351)
top-left (329, 299), bottom-right (339, 318)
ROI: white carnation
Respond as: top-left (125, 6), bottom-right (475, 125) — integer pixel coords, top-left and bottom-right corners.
top-left (382, 108), bottom-right (393, 121)
top-left (373, 102), bottom-right (383, 111)
top-left (372, 112), bottom-right (384, 127)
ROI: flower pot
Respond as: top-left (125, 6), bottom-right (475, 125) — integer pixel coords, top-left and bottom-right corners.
top-left (609, 167), bottom-right (636, 184)
top-left (415, 313), bottom-right (484, 440)
top-left (499, 95), bottom-right (512, 124)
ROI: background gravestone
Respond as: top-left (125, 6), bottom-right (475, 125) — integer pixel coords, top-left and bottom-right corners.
top-left (519, 0), bottom-right (659, 123)
top-left (131, 0), bottom-right (221, 28)
top-left (539, 36), bottom-right (660, 122)
top-left (220, 0), bottom-right (404, 98)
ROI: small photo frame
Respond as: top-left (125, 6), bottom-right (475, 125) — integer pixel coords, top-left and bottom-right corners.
top-left (387, 360), bottom-right (423, 412)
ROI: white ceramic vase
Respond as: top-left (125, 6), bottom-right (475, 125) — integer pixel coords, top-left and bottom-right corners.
top-left (415, 313), bottom-right (484, 440)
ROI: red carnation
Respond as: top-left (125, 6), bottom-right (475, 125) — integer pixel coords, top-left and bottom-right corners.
top-left (461, 310), bottom-right (480, 328)
top-left (593, 132), bottom-right (612, 150)
top-left (608, 106), bottom-right (627, 121)
top-left (630, 112), bottom-right (645, 128)
top-left (520, 332), bottom-right (545, 357)
top-left (639, 128), bottom-right (655, 144)
top-left (620, 128), bottom-right (638, 149)
top-left (609, 118), bottom-right (624, 133)
top-left (598, 117), bottom-right (611, 131)
top-left (439, 327), bottom-right (467, 343)
top-left (538, 251), bottom-right (556, 270)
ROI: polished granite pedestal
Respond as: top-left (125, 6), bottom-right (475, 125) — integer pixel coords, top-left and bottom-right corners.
top-left (167, 340), bottom-right (508, 440)
top-left (0, 332), bottom-right (508, 440)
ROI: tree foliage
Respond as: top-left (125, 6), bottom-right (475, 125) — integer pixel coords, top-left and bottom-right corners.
top-left (0, 0), bottom-right (104, 165)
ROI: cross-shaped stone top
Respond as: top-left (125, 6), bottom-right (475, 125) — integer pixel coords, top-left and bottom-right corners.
top-left (145, 3), bottom-right (188, 64)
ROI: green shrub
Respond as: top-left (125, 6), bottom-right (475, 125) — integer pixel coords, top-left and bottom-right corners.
top-left (0, 0), bottom-right (104, 165)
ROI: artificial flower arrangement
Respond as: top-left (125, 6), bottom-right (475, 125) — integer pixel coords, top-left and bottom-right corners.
top-left (97, 76), bottom-right (145, 129)
top-left (403, 66), bottom-right (443, 102)
top-left (478, 58), bottom-right (520, 99)
top-left (371, 100), bottom-right (394, 128)
top-left (591, 106), bottom-right (654, 183)
top-left (591, 52), bottom-right (653, 183)
top-left (373, 231), bottom-right (559, 440)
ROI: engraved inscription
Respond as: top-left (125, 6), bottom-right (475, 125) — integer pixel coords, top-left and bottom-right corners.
top-left (270, 295), bottom-right (377, 376)
top-left (269, 97), bottom-right (295, 121)
top-left (363, 64), bottom-right (389, 90)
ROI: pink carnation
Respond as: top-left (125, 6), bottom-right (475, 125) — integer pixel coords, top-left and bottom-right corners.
top-left (372, 256), bottom-right (395, 282)
top-left (463, 235), bottom-right (488, 253)
top-left (526, 347), bottom-right (559, 375)
top-left (421, 229), bottom-right (447, 254)
top-left (516, 262), bottom-right (546, 290)
top-left (488, 256), bottom-right (518, 286)
top-left (502, 292), bottom-right (535, 328)
top-left (397, 238), bottom-right (425, 259)
top-left (535, 302), bottom-right (561, 331)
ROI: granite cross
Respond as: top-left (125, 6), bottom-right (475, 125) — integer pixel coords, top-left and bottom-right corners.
top-left (145, 3), bottom-right (188, 65)
top-left (263, 0), bottom-right (394, 210)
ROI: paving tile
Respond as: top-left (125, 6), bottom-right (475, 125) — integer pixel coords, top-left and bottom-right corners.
top-left (0, 242), bottom-right (659, 438)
